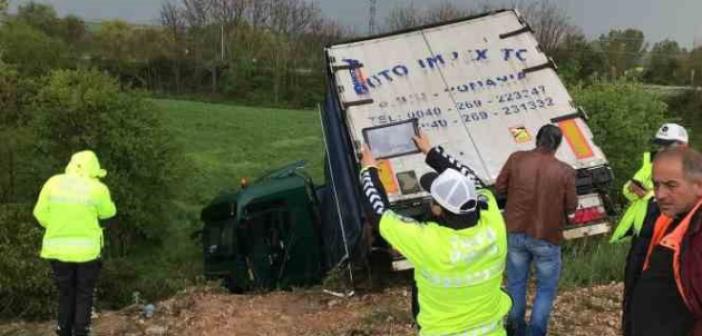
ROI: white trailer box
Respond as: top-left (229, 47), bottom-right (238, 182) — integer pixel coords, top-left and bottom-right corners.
top-left (324, 10), bottom-right (613, 269)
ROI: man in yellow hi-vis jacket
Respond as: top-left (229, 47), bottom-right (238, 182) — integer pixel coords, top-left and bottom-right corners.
top-left (33, 150), bottom-right (116, 336)
top-left (359, 132), bottom-right (511, 335)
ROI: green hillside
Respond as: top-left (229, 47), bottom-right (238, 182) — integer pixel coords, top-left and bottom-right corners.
top-left (153, 99), bottom-right (326, 212)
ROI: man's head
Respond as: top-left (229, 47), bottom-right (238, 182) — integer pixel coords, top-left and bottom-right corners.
top-left (536, 124), bottom-right (563, 153)
top-left (420, 169), bottom-right (478, 218)
top-left (653, 123), bottom-right (688, 149)
top-left (653, 148), bottom-right (702, 217)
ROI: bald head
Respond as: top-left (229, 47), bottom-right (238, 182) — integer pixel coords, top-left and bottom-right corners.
top-left (653, 148), bottom-right (702, 217)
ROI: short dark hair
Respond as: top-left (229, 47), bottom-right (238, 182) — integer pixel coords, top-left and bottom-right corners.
top-left (536, 124), bottom-right (563, 151)
top-left (654, 147), bottom-right (702, 182)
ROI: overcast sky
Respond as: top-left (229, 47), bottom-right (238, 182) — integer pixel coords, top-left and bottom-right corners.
top-left (9, 0), bottom-right (702, 48)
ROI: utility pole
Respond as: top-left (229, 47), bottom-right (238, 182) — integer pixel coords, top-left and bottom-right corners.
top-left (369, 0), bottom-right (377, 35)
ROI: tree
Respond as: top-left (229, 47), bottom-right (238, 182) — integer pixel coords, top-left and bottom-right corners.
top-left (15, 2), bottom-right (60, 36)
top-left (386, 3), bottom-right (423, 31)
top-left (684, 47), bottom-right (702, 87)
top-left (0, 21), bottom-right (70, 76)
top-left (160, 1), bottom-right (186, 92)
top-left (598, 29), bottom-right (647, 78)
top-left (519, 0), bottom-right (578, 55)
top-left (552, 33), bottom-right (607, 85)
top-left (93, 20), bottom-right (150, 87)
top-left (0, 62), bottom-right (39, 204)
top-left (643, 40), bottom-right (685, 85)
top-left (59, 15), bottom-right (88, 48)
top-left (423, 1), bottom-right (470, 24)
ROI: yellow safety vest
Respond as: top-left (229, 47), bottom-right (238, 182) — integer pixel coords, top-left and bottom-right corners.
top-left (611, 152), bottom-right (654, 243)
top-left (33, 151), bottom-right (116, 262)
top-left (380, 190), bottom-right (510, 336)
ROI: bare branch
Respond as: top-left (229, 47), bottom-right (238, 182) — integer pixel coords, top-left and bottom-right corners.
top-left (181, 0), bottom-right (212, 28)
top-left (424, 1), bottom-right (471, 25)
top-left (519, 0), bottom-right (578, 54)
top-left (385, 3), bottom-right (423, 31)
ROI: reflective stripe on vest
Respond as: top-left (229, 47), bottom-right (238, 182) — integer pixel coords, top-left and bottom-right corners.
top-left (643, 198), bottom-right (702, 311)
top-left (418, 261), bottom-right (505, 288)
top-left (43, 237), bottom-right (100, 255)
top-left (421, 319), bottom-right (501, 336)
top-left (418, 225), bottom-right (504, 288)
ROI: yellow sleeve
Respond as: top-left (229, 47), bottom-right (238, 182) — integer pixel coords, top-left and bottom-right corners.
top-left (32, 177), bottom-right (56, 227)
top-left (95, 183), bottom-right (116, 220)
top-left (378, 211), bottom-right (426, 265)
top-left (622, 180), bottom-right (638, 202)
top-left (623, 152), bottom-right (653, 201)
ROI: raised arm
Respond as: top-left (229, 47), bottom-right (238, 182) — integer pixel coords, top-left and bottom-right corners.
top-left (413, 132), bottom-right (485, 188)
top-left (359, 146), bottom-right (391, 228)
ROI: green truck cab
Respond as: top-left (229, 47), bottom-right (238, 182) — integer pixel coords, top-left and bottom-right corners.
top-left (200, 161), bottom-right (324, 292)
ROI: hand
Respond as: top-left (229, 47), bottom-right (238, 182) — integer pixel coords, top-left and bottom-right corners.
top-left (628, 182), bottom-right (647, 198)
top-left (412, 131), bottom-right (432, 154)
top-left (360, 144), bottom-right (377, 167)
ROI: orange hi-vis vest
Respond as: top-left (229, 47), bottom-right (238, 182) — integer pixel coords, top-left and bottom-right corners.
top-left (643, 199), bottom-right (702, 311)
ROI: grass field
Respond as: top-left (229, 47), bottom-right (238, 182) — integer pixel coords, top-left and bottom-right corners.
top-left (153, 98), bottom-right (326, 211)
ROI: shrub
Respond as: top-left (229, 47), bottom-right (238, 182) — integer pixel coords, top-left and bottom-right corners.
top-left (0, 204), bottom-right (55, 319)
top-left (30, 69), bottom-right (189, 256)
top-left (572, 80), bottom-right (670, 204)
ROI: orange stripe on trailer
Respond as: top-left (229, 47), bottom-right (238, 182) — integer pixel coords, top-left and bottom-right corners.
top-left (377, 160), bottom-right (399, 195)
top-left (558, 119), bottom-right (594, 159)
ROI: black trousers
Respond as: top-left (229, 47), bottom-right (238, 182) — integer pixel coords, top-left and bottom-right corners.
top-left (50, 259), bottom-right (101, 336)
top-left (622, 199), bottom-right (659, 336)
top-left (411, 281), bottom-right (420, 329)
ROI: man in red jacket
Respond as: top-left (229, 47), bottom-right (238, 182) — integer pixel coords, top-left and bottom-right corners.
top-left (629, 147), bottom-right (702, 336)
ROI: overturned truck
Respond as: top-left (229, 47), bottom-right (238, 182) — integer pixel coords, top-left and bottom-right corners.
top-left (201, 9), bottom-right (615, 291)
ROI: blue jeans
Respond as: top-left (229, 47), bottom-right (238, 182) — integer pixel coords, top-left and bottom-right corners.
top-left (506, 233), bottom-right (562, 336)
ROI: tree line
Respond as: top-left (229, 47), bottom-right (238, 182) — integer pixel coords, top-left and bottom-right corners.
top-left (0, 0), bottom-right (344, 108)
top-left (1, 1), bottom-right (701, 109)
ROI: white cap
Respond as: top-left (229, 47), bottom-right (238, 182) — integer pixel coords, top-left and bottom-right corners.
top-left (654, 123), bottom-right (688, 144)
top-left (420, 169), bottom-right (478, 215)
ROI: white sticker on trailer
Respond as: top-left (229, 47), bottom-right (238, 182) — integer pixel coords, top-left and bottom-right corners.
top-left (327, 11), bottom-right (608, 203)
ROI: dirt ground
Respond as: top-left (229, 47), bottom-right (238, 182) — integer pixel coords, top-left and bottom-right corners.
top-left (0, 283), bottom-right (623, 336)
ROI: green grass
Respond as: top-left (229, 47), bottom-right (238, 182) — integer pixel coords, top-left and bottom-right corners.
top-left (560, 237), bottom-right (629, 288)
top-left (153, 98), bottom-right (326, 211)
